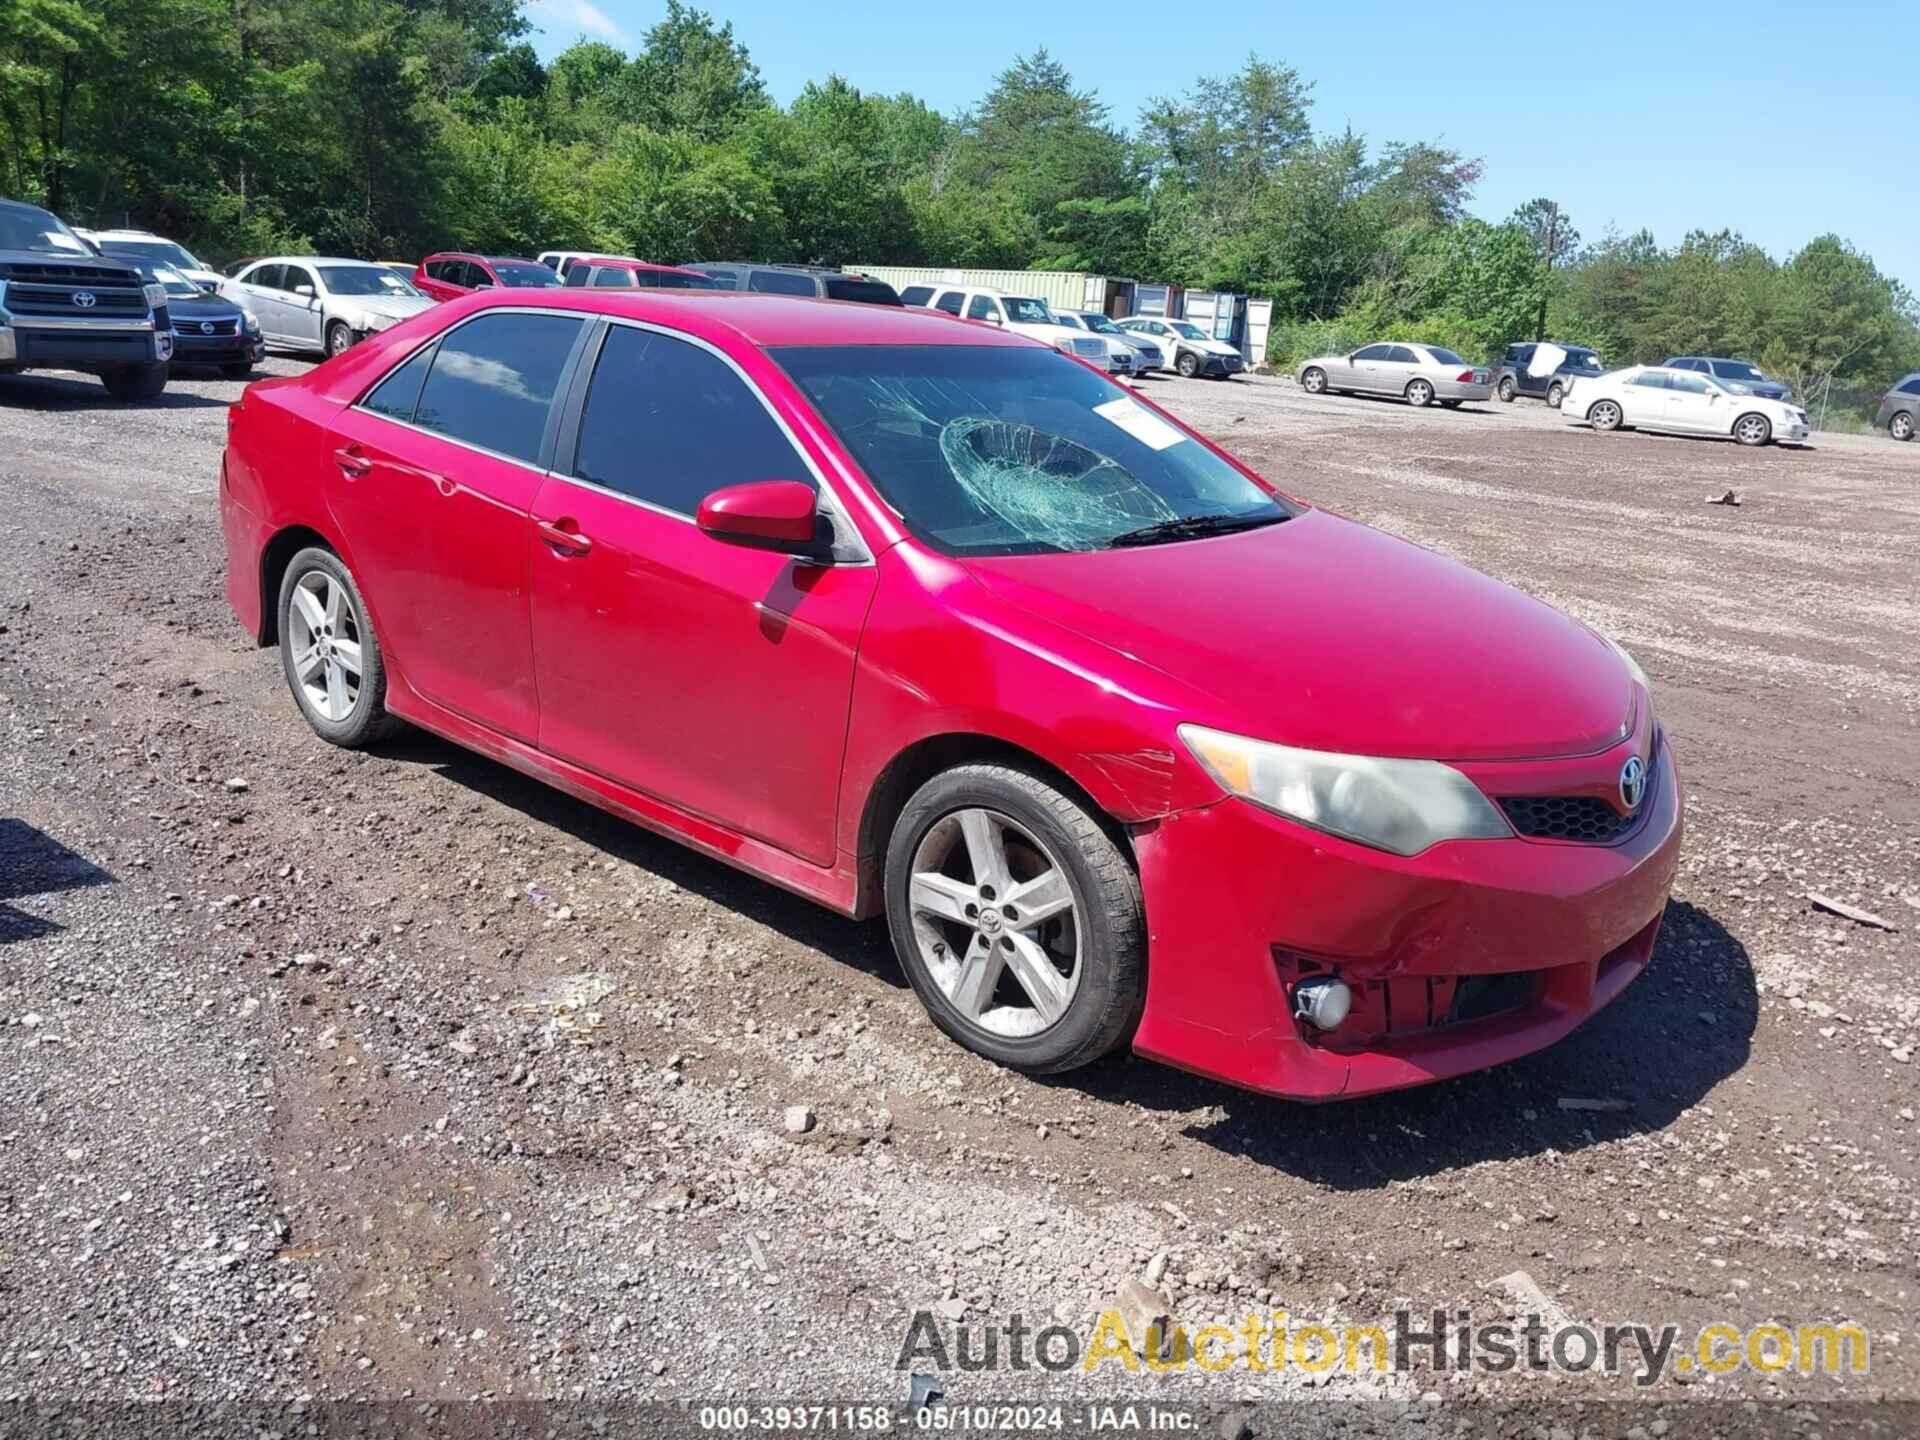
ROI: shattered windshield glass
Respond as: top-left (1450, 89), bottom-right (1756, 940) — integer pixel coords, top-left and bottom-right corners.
top-left (773, 345), bottom-right (1292, 556)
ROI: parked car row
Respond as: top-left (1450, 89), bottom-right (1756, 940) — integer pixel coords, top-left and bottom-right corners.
top-left (1295, 334), bottom-right (1845, 449)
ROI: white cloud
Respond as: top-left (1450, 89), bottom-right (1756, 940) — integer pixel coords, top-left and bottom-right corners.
top-left (527, 0), bottom-right (624, 43)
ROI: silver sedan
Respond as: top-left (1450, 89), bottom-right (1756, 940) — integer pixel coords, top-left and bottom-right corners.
top-left (1297, 342), bottom-right (1493, 407)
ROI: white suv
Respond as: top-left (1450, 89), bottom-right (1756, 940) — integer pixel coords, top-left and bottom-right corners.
top-left (901, 285), bottom-right (1134, 378)
top-left (74, 228), bottom-right (222, 292)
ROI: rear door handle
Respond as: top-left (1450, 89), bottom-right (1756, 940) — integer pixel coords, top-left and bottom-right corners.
top-left (537, 519), bottom-right (592, 556)
top-left (333, 446), bottom-right (372, 477)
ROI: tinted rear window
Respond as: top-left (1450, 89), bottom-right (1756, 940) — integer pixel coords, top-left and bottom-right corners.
top-left (1425, 347), bottom-right (1466, 366)
top-left (823, 278), bottom-right (902, 306)
top-left (900, 286), bottom-right (936, 306)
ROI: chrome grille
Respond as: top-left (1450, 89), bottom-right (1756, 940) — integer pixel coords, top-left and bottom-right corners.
top-left (174, 316), bottom-right (239, 336)
top-left (2, 261), bottom-right (147, 319)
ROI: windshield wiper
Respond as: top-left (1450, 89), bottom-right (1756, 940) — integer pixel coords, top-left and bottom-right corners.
top-left (1109, 510), bottom-right (1285, 548)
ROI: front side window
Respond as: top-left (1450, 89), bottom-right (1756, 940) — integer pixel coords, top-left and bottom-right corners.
top-left (285, 265), bottom-right (317, 295)
top-left (572, 326), bottom-right (810, 516)
top-left (1002, 297), bottom-right (1052, 324)
top-left (1353, 344), bottom-right (1393, 362)
top-left (966, 295), bottom-right (1000, 322)
top-left (774, 345), bottom-right (1292, 557)
top-left (412, 312), bottom-right (585, 465)
top-left (1671, 374), bottom-right (1712, 395)
top-left (1900, 378), bottom-right (1920, 395)
top-left (1564, 348), bottom-right (1602, 370)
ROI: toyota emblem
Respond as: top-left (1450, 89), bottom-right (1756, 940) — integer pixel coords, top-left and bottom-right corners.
top-left (72, 291), bottom-right (97, 308)
top-left (200, 321), bottom-right (215, 334)
top-left (1619, 756), bottom-right (1647, 811)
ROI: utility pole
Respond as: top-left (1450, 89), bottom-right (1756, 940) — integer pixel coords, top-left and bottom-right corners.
top-left (1533, 202), bottom-right (1558, 342)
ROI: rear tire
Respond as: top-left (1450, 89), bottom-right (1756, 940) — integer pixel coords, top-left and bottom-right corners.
top-left (277, 546), bottom-right (397, 748)
top-left (101, 363), bottom-right (168, 402)
top-left (1497, 376), bottom-right (1516, 403)
top-left (1890, 411), bottom-right (1915, 442)
top-left (1588, 399), bottom-right (1623, 432)
top-left (1405, 378), bottom-right (1434, 408)
top-left (1300, 367), bottom-right (1327, 394)
top-left (1734, 413), bottom-right (1772, 447)
top-left (884, 764), bottom-right (1145, 1076)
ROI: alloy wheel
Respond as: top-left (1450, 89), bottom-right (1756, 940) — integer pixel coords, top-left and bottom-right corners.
top-left (1592, 401), bottom-right (1621, 431)
top-left (1736, 415), bottom-right (1770, 446)
top-left (1302, 368), bottom-right (1325, 394)
top-left (908, 807), bottom-right (1081, 1038)
top-left (1407, 380), bottom-right (1433, 407)
top-left (287, 569), bottom-right (365, 722)
top-left (1892, 413), bottom-right (1914, 441)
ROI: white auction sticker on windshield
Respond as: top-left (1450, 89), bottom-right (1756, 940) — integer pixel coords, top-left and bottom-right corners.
top-left (1093, 397), bottom-right (1186, 451)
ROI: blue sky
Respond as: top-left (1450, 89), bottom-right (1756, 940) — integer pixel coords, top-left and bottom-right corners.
top-left (523, 1), bottom-right (1917, 292)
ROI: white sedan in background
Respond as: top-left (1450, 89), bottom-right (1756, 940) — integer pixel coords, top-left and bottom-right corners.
top-left (1564, 365), bottom-right (1811, 447)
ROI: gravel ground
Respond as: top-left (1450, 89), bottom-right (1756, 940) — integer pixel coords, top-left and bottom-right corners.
top-left (0, 356), bottom-right (1915, 1426)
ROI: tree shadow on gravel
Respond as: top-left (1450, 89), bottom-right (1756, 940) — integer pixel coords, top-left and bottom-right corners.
top-left (1043, 899), bottom-right (1757, 1189)
top-left (0, 376), bottom-right (231, 410)
top-left (378, 732), bottom-right (904, 985)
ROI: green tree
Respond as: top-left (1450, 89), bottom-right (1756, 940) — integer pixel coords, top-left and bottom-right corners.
top-left (617, 0), bottom-right (766, 141)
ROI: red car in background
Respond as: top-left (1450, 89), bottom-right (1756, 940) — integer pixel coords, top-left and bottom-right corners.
top-left (560, 256), bottom-right (719, 290)
top-left (413, 252), bottom-right (563, 302)
top-left (219, 290), bottom-right (1682, 1101)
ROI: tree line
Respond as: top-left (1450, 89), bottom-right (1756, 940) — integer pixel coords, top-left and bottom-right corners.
top-left (5, 0), bottom-right (1915, 418)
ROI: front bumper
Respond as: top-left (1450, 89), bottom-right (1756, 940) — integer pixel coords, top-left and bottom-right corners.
top-left (171, 330), bottom-right (265, 365)
top-left (1199, 352), bottom-right (1244, 376)
top-left (0, 321), bottom-right (168, 370)
top-left (1130, 725), bottom-right (1682, 1100)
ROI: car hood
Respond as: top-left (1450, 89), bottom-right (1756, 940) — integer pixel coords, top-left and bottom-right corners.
top-left (959, 508), bottom-right (1631, 762)
top-left (166, 292), bottom-right (246, 321)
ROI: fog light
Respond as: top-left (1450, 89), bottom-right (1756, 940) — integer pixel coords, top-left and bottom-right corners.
top-left (1293, 977), bottom-right (1352, 1032)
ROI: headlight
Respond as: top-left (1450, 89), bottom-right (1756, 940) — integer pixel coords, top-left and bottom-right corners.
top-left (360, 312), bottom-right (397, 332)
top-left (143, 282), bottom-right (170, 310)
top-left (1178, 724), bottom-right (1511, 856)
top-left (1052, 336), bottom-right (1076, 354)
top-left (242, 310), bottom-right (260, 334)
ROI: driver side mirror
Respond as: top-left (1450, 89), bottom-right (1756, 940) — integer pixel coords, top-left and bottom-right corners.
top-left (697, 481), bottom-right (833, 562)
top-left (293, 283), bottom-right (315, 298)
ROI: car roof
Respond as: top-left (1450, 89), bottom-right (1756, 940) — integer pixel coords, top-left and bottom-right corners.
top-left (431, 289), bottom-right (1035, 349)
top-left (578, 257), bottom-right (709, 276)
top-left (249, 255), bottom-right (381, 268)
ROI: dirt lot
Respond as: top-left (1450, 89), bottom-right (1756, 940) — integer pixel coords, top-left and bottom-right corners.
top-left (1, 356), bottom-right (1916, 1424)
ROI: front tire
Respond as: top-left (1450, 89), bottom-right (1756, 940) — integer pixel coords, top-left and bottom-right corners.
top-left (277, 547), bottom-right (396, 748)
top-left (1405, 378), bottom-right (1434, 408)
top-left (1588, 399), bottom-right (1623, 431)
top-left (1497, 376), bottom-right (1516, 403)
top-left (1890, 411), bottom-right (1915, 442)
top-left (100, 363), bottom-right (168, 402)
top-left (1301, 367), bottom-right (1327, 394)
top-left (1734, 413), bottom-right (1772, 447)
top-left (1546, 381), bottom-right (1566, 409)
top-left (885, 764), bottom-right (1145, 1075)
top-left (1176, 351), bottom-right (1200, 379)
top-left (325, 321), bottom-right (355, 359)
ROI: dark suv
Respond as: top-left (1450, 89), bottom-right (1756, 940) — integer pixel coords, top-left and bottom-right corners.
top-left (0, 198), bottom-right (172, 400)
top-left (1492, 342), bottom-right (1605, 408)
top-left (684, 262), bottom-right (901, 305)
top-left (1663, 356), bottom-right (1792, 402)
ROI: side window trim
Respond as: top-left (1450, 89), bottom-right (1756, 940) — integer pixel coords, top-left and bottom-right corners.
top-left (348, 308), bottom-right (596, 475)
top-left (548, 315), bottom-right (872, 564)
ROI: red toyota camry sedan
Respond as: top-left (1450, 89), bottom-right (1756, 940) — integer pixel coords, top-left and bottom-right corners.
top-left (220, 290), bottom-right (1682, 1101)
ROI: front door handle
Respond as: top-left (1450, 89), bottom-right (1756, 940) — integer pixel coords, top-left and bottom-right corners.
top-left (537, 519), bottom-right (592, 556)
top-left (333, 446), bottom-right (372, 477)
